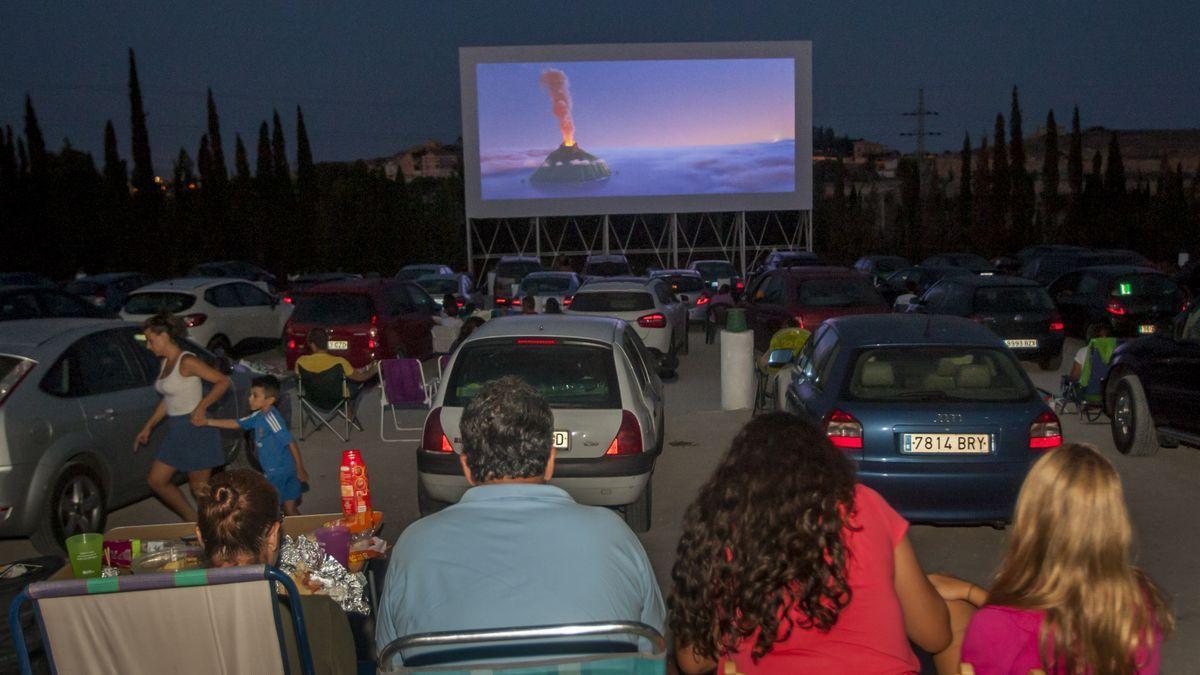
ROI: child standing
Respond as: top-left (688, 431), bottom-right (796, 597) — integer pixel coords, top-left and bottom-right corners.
top-left (197, 375), bottom-right (309, 515)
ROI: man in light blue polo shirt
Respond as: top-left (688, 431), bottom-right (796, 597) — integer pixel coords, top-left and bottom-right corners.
top-left (376, 376), bottom-right (664, 658)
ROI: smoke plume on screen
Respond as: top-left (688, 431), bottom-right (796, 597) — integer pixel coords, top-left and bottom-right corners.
top-left (539, 69), bottom-right (575, 146)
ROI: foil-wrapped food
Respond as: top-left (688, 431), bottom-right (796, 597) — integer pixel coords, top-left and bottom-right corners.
top-left (278, 534), bottom-right (370, 615)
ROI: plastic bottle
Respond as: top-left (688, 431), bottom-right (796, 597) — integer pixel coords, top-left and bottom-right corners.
top-left (339, 450), bottom-right (372, 532)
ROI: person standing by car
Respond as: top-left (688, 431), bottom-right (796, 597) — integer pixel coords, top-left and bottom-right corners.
top-left (134, 312), bottom-right (232, 522)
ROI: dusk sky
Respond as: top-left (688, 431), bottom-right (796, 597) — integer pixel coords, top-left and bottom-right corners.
top-left (477, 59), bottom-right (795, 152)
top-left (1, 2), bottom-right (1196, 168)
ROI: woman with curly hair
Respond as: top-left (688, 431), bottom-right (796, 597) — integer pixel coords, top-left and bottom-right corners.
top-left (670, 412), bottom-right (952, 673)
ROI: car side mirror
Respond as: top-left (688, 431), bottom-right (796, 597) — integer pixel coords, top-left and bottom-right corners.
top-left (766, 348), bottom-right (794, 368)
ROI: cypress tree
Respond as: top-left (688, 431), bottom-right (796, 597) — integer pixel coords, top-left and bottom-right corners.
top-left (295, 105), bottom-right (315, 195)
top-left (991, 114), bottom-right (1010, 238)
top-left (234, 134), bottom-right (251, 183)
top-left (255, 120), bottom-right (273, 186)
top-left (102, 120), bottom-right (128, 194)
top-left (1009, 88), bottom-right (1026, 177)
top-left (271, 109), bottom-right (289, 187)
top-left (17, 138), bottom-right (27, 175)
top-left (128, 49), bottom-right (155, 195)
top-left (1067, 106), bottom-right (1084, 226)
top-left (1009, 87), bottom-right (1034, 244)
top-left (0, 126), bottom-right (15, 187)
top-left (1042, 110), bottom-right (1060, 240)
top-left (1105, 132), bottom-right (1125, 196)
top-left (205, 89), bottom-right (228, 188)
top-left (974, 133), bottom-right (990, 235)
top-left (959, 132), bottom-right (973, 230)
top-left (23, 95), bottom-right (47, 176)
top-left (172, 148), bottom-right (195, 195)
top-left (197, 134), bottom-right (211, 191)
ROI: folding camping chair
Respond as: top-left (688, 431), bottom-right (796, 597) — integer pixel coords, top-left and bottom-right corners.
top-left (298, 365), bottom-right (363, 442)
top-left (1055, 337), bottom-right (1117, 422)
top-left (754, 326), bottom-right (812, 413)
top-left (431, 324), bottom-right (459, 355)
top-left (8, 565), bottom-right (314, 675)
top-left (379, 358), bottom-right (438, 443)
top-left (377, 621), bottom-right (667, 674)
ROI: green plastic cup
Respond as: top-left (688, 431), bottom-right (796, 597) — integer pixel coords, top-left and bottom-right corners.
top-left (66, 533), bottom-right (104, 578)
top-left (725, 308), bottom-right (748, 333)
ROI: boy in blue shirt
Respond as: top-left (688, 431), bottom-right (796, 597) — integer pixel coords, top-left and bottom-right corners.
top-left (198, 375), bottom-right (309, 515)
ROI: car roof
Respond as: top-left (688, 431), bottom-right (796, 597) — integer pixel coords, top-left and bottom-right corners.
top-left (940, 274), bottom-right (1041, 288)
top-left (772, 250), bottom-right (819, 258)
top-left (778, 266), bottom-right (860, 280)
top-left (690, 259), bottom-right (734, 265)
top-left (75, 272), bottom-right (141, 283)
top-left (465, 314), bottom-right (623, 344)
top-left (132, 277), bottom-right (243, 292)
top-left (415, 273), bottom-right (459, 281)
top-left (498, 256), bottom-right (541, 263)
top-left (650, 269), bottom-right (700, 277)
top-left (0, 318), bottom-right (133, 355)
top-left (585, 254), bottom-right (629, 262)
top-left (0, 284), bottom-right (59, 293)
top-left (577, 277), bottom-right (657, 292)
top-left (524, 271), bottom-right (576, 279)
top-left (401, 263), bottom-right (447, 269)
top-left (298, 278), bottom-right (406, 294)
top-left (1074, 265), bottom-right (1162, 277)
top-left (827, 314), bottom-right (1005, 348)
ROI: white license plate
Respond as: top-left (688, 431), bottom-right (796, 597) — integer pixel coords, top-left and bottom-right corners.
top-left (552, 430), bottom-right (570, 450)
top-left (1004, 339), bottom-right (1038, 349)
top-left (327, 340), bottom-right (349, 350)
top-left (1138, 324), bottom-right (1156, 334)
top-left (903, 433), bottom-right (990, 454)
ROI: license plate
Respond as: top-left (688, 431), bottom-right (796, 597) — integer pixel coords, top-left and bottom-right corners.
top-left (1138, 324), bottom-right (1155, 334)
top-left (903, 433), bottom-right (990, 454)
top-left (552, 430), bottom-right (570, 450)
top-left (1004, 339), bottom-right (1038, 349)
top-left (328, 340), bottom-right (349, 350)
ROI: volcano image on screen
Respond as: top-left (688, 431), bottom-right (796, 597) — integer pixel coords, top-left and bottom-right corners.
top-left (476, 58), bottom-right (796, 201)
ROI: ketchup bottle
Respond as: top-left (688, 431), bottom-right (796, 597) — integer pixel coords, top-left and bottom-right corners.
top-left (339, 450), bottom-right (372, 531)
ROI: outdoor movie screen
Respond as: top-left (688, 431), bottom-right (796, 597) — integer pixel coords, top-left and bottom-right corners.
top-left (460, 42), bottom-right (812, 219)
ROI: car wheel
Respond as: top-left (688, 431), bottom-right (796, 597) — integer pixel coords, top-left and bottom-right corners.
top-left (30, 463), bottom-right (107, 555)
top-left (624, 481), bottom-right (652, 533)
top-left (1111, 375), bottom-right (1159, 456)
top-left (417, 481), bottom-right (449, 517)
top-left (1038, 352), bottom-right (1062, 371)
top-left (207, 334), bottom-right (233, 358)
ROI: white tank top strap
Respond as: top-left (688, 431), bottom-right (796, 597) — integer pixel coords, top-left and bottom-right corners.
top-left (156, 351), bottom-right (204, 416)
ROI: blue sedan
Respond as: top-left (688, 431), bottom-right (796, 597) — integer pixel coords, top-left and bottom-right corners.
top-left (779, 314), bottom-right (1061, 524)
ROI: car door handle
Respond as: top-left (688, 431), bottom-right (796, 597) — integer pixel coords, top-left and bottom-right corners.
top-left (91, 408), bottom-right (117, 421)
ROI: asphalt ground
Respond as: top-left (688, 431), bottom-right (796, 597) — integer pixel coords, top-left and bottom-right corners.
top-left (2, 329), bottom-right (1197, 668)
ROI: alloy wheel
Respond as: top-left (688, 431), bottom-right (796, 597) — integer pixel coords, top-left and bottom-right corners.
top-left (57, 474), bottom-right (103, 537)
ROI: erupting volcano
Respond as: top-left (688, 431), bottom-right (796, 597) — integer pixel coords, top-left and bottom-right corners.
top-left (530, 68), bottom-right (610, 185)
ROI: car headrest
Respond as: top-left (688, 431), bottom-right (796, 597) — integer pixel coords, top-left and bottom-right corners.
top-left (861, 361), bottom-right (895, 387)
top-left (957, 364), bottom-right (991, 388)
top-left (936, 358), bottom-right (961, 376)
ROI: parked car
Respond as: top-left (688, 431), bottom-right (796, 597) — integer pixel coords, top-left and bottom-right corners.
top-left (415, 273), bottom-right (483, 310)
top-left (120, 278), bottom-right (292, 357)
top-left (852, 255), bottom-right (910, 284)
top-left (0, 319), bottom-right (256, 553)
top-left (1175, 260), bottom-right (1200, 297)
top-left (649, 269), bottom-right (710, 322)
top-left (1046, 265), bottom-right (1185, 337)
top-left (417, 315), bottom-right (664, 531)
top-left (286, 272), bottom-right (362, 294)
top-left (516, 271), bottom-right (582, 312)
top-left (877, 266), bottom-right (973, 304)
top-left (492, 256), bottom-right (544, 306)
top-left (1103, 302), bottom-right (1200, 456)
top-left (1021, 249), bottom-right (1149, 286)
top-left (742, 267), bottom-right (889, 351)
top-left (920, 253), bottom-right (997, 275)
top-left (284, 278), bottom-right (435, 368)
top-left (911, 275), bottom-right (1066, 370)
top-left (777, 314), bottom-right (1061, 524)
top-left (396, 264), bottom-right (454, 282)
top-left (688, 259), bottom-right (743, 295)
top-left (1, 286), bottom-right (111, 321)
top-left (583, 254), bottom-right (633, 279)
top-left (63, 272), bottom-right (155, 311)
top-left (1014, 244), bottom-right (1089, 264)
top-left (0, 273), bottom-right (55, 288)
top-left (188, 261), bottom-right (278, 293)
top-left (566, 277), bottom-right (688, 365)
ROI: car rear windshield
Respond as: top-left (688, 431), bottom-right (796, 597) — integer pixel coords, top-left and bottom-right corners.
top-left (1111, 274), bottom-right (1179, 299)
top-left (659, 276), bottom-right (705, 293)
top-left (847, 347), bottom-right (1033, 402)
top-left (64, 281), bottom-right (101, 295)
top-left (0, 355), bottom-right (25, 382)
top-left (973, 286), bottom-right (1055, 313)
top-left (497, 261), bottom-right (542, 278)
top-left (418, 279), bottom-right (459, 295)
top-left (123, 292), bottom-right (196, 314)
top-left (445, 340), bottom-right (620, 409)
top-left (693, 262), bottom-right (735, 278)
top-left (521, 276), bottom-right (573, 294)
top-left (585, 261), bottom-right (632, 276)
top-left (570, 291), bottom-right (655, 313)
top-left (796, 279), bottom-right (883, 307)
top-left (291, 293), bottom-right (376, 324)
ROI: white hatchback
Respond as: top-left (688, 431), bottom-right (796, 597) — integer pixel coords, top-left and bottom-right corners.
top-left (416, 315), bottom-right (665, 532)
top-left (565, 277), bottom-right (688, 359)
top-left (120, 277), bottom-right (292, 356)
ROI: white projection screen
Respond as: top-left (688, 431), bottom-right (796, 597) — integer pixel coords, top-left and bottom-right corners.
top-left (460, 41), bottom-right (812, 219)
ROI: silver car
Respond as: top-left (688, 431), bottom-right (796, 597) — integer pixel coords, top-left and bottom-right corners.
top-left (416, 315), bottom-right (665, 532)
top-left (649, 269), bottom-right (711, 322)
top-left (0, 319), bottom-right (257, 553)
top-left (516, 271), bottom-right (582, 312)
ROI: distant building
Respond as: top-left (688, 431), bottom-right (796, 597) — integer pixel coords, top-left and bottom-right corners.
top-left (853, 140), bottom-right (897, 164)
top-left (378, 140), bottom-right (461, 182)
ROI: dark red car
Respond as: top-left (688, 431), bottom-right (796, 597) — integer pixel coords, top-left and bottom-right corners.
top-left (743, 267), bottom-right (890, 351)
top-left (284, 279), bottom-right (436, 369)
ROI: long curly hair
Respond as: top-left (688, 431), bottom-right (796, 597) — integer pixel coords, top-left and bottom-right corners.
top-left (669, 412), bottom-right (858, 662)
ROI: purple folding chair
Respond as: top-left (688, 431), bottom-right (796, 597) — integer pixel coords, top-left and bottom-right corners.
top-left (379, 358), bottom-right (436, 443)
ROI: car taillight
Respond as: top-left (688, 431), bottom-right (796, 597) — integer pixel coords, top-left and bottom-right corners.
top-left (637, 313), bottom-right (667, 328)
top-left (282, 295), bottom-right (293, 304)
top-left (696, 295), bottom-right (711, 306)
top-left (512, 298), bottom-right (522, 306)
top-left (0, 359), bottom-right (35, 407)
top-left (371, 314), bottom-right (378, 326)
top-left (794, 315), bottom-right (806, 329)
top-left (495, 297), bottom-right (509, 306)
top-left (182, 313), bottom-right (207, 328)
top-left (1106, 300), bottom-right (1126, 316)
top-left (824, 408), bottom-right (863, 450)
top-left (735, 280), bottom-right (744, 290)
top-left (1029, 410), bottom-right (1062, 450)
top-left (367, 339), bottom-right (378, 349)
top-left (563, 295), bottom-right (573, 307)
top-left (605, 411), bottom-right (643, 455)
top-left (1049, 315), bottom-right (1065, 332)
top-left (516, 338), bottom-right (557, 345)
top-left (422, 407), bottom-right (454, 453)
top-left (287, 339), bottom-right (296, 350)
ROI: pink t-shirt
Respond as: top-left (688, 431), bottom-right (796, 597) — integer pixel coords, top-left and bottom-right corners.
top-left (962, 605), bottom-right (1161, 675)
top-left (720, 484), bottom-right (918, 674)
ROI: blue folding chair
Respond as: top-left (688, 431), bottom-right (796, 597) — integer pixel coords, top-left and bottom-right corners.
top-left (8, 565), bottom-right (314, 675)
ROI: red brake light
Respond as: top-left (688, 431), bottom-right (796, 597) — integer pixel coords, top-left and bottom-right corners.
top-left (495, 297), bottom-right (509, 306)
top-left (735, 281), bottom-right (744, 290)
top-left (0, 359), bottom-right (35, 407)
top-left (1029, 410), bottom-right (1062, 450)
top-left (604, 411), bottom-right (643, 455)
top-left (1106, 300), bottom-right (1126, 316)
top-left (287, 339), bottom-right (296, 350)
top-left (282, 295), bottom-right (293, 304)
top-left (1049, 317), bottom-right (1065, 332)
top-left (563, 295), bottom-right (573, 307)
top-left (367, 339), bottom-right (378, 349)
top-left (824, 409), bottom-right (863, 450)
top-left (637, 313), bottom-right (667, 329)
top-left (182, 313), bottom-right (207, 328)
top-left (516, 338), bottom-right (557, 345)
top-left (371, 314), bottom-right (378, 326)
top-left (422, 407), bottom-right (454, 453)
top-left (696, 295), bottom-right (711, 306)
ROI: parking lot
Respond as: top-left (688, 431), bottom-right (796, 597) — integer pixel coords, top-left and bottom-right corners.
top-left (2, 328), bottom-right (1198, 667)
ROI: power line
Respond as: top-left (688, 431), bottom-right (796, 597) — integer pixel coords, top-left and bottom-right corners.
top-left (900, 88), bottom-right (941, 159)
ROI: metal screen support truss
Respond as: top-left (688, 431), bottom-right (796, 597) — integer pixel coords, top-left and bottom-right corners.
top-left (466, 211), bottom-right (811, 278)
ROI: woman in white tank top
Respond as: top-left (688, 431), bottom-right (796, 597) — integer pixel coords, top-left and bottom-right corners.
top-left (134, 312), bottom-right (232, 521)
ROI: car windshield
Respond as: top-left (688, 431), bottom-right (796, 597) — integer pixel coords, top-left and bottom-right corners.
top-left (973, 286), bottom-right (1055, 313)
top-left (291, 293), bottom-right (376, 324)
top-left (1111, 274), bottom-right (1180, 299)
top-left (417, 279), bottom-right (459, 295)
top-left (659, 276), bottom-right (705, 293)
top-left (446, 340), bottom-right (620, 409)
top-left (693, 262), bottom-right (735, 279)
top-left (796, 279), bottom-right (883, 307)
top-left (123, 292), bottom-right (196, 314)
top-left (848, 347), bottom-right (1033, 402)
top-left (585, 261), bottom-right (631, 276)
top-left (521, 276), bottom-right (573, 294)
top-left (570, 291), bottom-right (655, 312)
top-left (497, 261), bottom-right (542, 278)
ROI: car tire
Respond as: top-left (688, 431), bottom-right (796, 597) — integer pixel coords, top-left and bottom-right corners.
top-left (1111, 375), bottom-right (1160, 457)
top-left (207, 334), bottom-right (233, 358)
top-left (417, 481), bottom-right (449, 517)
top-left (30, 463), bottom-right (107, 555)
top-left (624, 481), bottom-right (652, 533)
top-left (1038, 352), bottom-right (1062, 371)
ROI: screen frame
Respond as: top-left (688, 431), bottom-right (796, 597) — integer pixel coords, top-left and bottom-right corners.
top-left (460, 41), bottom-right (812, 219)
